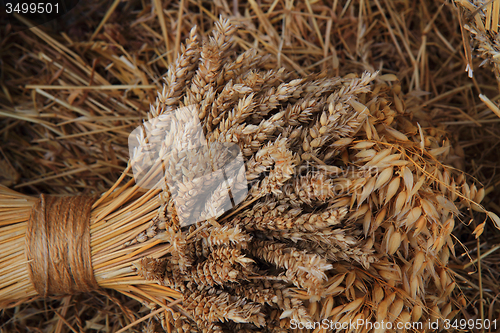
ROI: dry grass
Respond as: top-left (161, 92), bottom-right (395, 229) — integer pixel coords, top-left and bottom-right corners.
top-left (1, 0), bottom-right (500, 332)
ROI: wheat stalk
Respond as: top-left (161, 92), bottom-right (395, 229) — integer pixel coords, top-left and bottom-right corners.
top-left (2, 18), bottom-right (499, 333)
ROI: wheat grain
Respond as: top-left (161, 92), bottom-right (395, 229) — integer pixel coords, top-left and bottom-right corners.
top-left (2, 17), bottom-right (495, 332)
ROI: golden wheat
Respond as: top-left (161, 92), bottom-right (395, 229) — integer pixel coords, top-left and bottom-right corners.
top-left (2, 18), bottom-right (499, 333)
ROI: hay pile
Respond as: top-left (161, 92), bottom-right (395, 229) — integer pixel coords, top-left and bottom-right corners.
top-left (1, 0), bottom-right (500, 332)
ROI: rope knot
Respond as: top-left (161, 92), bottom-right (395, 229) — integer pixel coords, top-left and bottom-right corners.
top-left (26, 195), bottom-right (98, 296)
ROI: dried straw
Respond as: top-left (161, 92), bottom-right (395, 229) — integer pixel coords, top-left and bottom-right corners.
top-left (2, 18), bottom-right (499, 332)
top-left (2, 0), bottom-right (500, 331)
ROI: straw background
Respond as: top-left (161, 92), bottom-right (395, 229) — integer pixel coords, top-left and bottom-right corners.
top-left (1, 0), bottom-right (500, 332)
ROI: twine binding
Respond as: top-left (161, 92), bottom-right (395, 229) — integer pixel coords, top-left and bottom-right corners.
top-left (26, 195), bottom-right (98, 296)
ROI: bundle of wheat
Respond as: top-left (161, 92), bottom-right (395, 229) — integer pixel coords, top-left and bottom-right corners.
top-left (1, 19), bottom-right (499, 333)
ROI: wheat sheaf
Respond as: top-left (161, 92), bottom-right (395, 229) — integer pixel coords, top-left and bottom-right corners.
top-left (1, 19), bottom-right (498, 333)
